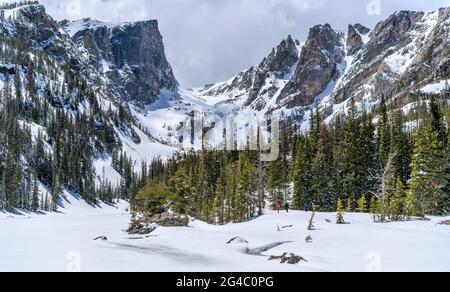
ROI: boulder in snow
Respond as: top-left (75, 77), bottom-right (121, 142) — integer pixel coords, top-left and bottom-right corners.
top-left (269, 253), bottom-right (308, 265)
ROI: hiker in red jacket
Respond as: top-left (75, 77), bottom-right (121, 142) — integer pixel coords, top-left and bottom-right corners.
top-left (275, 202), bottom-right (281, 213)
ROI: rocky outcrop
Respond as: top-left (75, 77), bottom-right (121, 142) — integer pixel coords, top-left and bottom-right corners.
top-left (148, 212), bottom-right (189, 227)
top-left (346, 24), bottom-right (369, 55)
top-left (278, 24), bottom-right (345, 108)
top-left (268, 253), bottom-right (308, 264)
top-left (128, 212), bottom-right (189, 234)
top-left (65, 18), bottom-right (178, 104)
top-left (127, 220), bottom-right (158, 235)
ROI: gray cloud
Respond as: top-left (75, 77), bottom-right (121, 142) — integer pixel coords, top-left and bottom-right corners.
top-left (8, 0), bottom-right (450, 87)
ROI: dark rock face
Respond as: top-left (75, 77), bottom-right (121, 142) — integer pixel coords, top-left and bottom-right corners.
top-left (346, 24), bottom-right (369, 55)
top-left (354, 24), bottom-right (370, 35)
top-left (278, 24), bottom-right (345, 108)
top-left (69, 19), bottom-right (178, 104)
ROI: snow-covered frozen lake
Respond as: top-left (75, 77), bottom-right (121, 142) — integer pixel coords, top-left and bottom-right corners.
top-left (1, 194), bottom-right (449, 272)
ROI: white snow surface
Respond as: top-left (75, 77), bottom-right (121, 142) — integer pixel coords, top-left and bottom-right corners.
top-left (420, 80), bottom-right (450, 94)
top-left (1, 197), bottom-right (449, 272)
top-left (62, 18), bottom-right (121, 37)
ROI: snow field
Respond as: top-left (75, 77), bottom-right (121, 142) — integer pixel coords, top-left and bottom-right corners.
top-left (1, 195), bottom-right (449, 272)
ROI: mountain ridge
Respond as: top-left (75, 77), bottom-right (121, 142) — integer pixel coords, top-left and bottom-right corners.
top-left (183, 7), bottom-right (449, 131)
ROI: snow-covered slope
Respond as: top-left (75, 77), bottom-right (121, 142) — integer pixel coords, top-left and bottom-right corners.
top-left (0, 2), bottom-right (175, 204)
top-left (1, 205), bottom-right (449, 272)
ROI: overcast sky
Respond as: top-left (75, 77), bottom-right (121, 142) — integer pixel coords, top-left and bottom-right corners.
top-left (17, 0), bottom-right (450, 87)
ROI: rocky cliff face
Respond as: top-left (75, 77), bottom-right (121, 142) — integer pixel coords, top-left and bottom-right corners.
top-left (278, 24), bottom-right (345, 108)
top-left (61, 18), bottom-right (178, 104)
top-left (346, 24), bottom-right (370, 55)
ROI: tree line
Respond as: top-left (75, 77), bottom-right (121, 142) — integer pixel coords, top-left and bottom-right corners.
top-left (132, 94), bottom-right (449, 224)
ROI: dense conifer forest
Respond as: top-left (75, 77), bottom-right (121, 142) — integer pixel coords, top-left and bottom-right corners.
top-left (131, 94), bottom-right (449, 224)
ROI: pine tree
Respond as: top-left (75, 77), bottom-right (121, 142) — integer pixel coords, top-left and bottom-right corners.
top-left (336, 198), bottom-right (345, 224)
top-left (357, 195), bottom-right (367, 213)
top-left (347, 197), bottom-right (352, 212)
top-left (378, 95), bottom-right (391, 167)
top-left (404, 191), bottom-right (418, 220)
top-left (31, 171), bottom-right (40, 212)
top-left (135, 181), bottom-right (169, 215)
top-left (408, 122), bottom-right (447, 216)
top-left (292, 135), bottom-right (313, 209)
top-left (342, 98), bottom-right (363, 207)
top-left (169, 168), bottom-right (191, 215)
top-left (214, 175), bottom-right (226, 225)
top-left (50, 169), bottom-right (60, 212)
top-left (311, 121), bottom-right (334, 210)
top-left (308, 208), bottom-right (316, 231)
top-left (389, 177), bottom-right (405, 221)
top-left (369, 196), bottom-right (380, 223)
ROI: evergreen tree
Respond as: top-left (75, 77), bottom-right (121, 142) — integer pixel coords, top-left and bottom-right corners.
top-left (378, 95), bottom-right (391, 167)
top-left (292, 135), bottom-right (313, 209)
top-left (404, 191), bottom-right (418, 220)
top-left (389, 177), bottom-right (405, 221)
top-left (311, 121), bottom-right (334, 210)
top-left (31, 171), bottom-right (40, 212)
top-left (342, 98), bottom-right (363, 208)
top-left (408, 122), bottom-right (447, 216)
top-left (369, 196), bottom-right (381, 223)
top-left (336, 198), bottom-right (345, 224)
top-left (357, 195), bottom-right (367, 213)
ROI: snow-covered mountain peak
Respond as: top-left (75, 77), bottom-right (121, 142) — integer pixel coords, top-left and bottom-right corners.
top-left (181, 7), bottom-right (450, 133)
top-left (62, 16), bottom-right (178, 104)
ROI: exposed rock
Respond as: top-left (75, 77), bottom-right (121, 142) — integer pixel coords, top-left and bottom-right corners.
top-left (128, 212), bottom-right (189, 235)
top-left (354, 23), bottom-right (371, 35)
top-left (439, 220), bottom-right (450, 226)
top-left (268, 253), bottom-right (308, 265)
top-left (346, 24), bottom-right (369, 55)
top-left (127, 220), bottom-right (158, 235)
top-left (65, 19), bottom-right (178, 104)
top-left (149, 212), bottom-right (189, 227)
top-left (93, 236), bottom-right (108, 241)
top-left (278, 24), bottom-right (345, 108)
